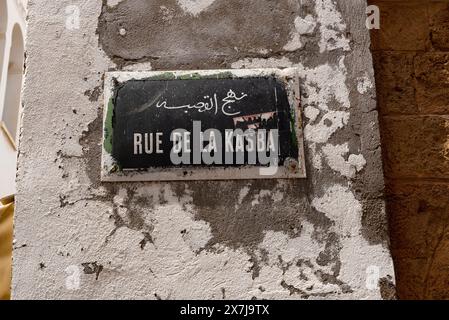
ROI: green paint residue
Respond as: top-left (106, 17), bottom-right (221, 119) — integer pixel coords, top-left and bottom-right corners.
top-left (104, 98), bottom-right (114, 154)
top-left (207, 71), bottom-right (235, 79)
top-left (145, 71), bottom-right (235, 81)
top-left (290, 108), bottom-right (299, 148)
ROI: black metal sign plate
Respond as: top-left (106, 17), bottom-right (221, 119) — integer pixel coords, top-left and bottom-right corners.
top-left (102, 69), bottom-right (305, 181)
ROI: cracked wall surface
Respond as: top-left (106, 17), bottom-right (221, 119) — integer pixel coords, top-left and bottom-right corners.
top-left (13, 0), bottom-right (395, 299)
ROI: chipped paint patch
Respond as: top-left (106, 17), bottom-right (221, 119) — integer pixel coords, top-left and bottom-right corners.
top-left (236, 185), bottom-right (251, 210)
top-left (255, 222), bottom-right (345, 298)
top-left (283, 33), bottom-right (303, 52)
top-left (122, 62), bottom-right (153, 72)
top-left (283, 15), bottom-right (317, 52)
top-left (13, 0), bottom-right (395, 300)
top-left (231, 57), bottom-right (293, 70)
top-left (312, 185), bottom-right (395, 297)
top-left (106, 0), bottom-right (125, 9)
top-left (176, 0), bottom-right (217, 16)
top-left (357, 75), bottom-right (373, 94)
top-left (295, 15), bottom-right (317, 35)
top-left (322, 143), bottom-right (367, 178)
top-left (251, 190), bottom-right (271, 207)
top-left (312, 184), bottom-right (362, 236)
top-left (305, 111), bottom-right (350, 144)
top-left (304, 106), bottom-right (320, 122)
top-left (271, 190), bottom-right (284, 203)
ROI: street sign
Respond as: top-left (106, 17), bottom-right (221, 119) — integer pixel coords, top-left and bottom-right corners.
top-left (102, 69), bottom-right (305, 181)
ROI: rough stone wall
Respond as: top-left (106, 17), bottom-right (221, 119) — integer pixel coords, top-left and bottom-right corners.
top-left (369, 0), bottom-right (449, 299)
top-left (13, 0), bottom-right (395, 299)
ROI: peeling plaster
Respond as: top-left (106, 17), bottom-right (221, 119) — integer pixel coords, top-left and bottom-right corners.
top-left (304, 106), bottom-right (320, 123)
top-left (236, 185), bottom-right (251, 208)
top-left (312, 185), bottom-right (394, 297)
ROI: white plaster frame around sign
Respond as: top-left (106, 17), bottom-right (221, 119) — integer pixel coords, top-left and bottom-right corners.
top-left (101, 68), bottom-right (306, 182)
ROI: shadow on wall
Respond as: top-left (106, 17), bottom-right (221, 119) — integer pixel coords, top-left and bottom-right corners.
top-left (369, 0), bottom-right (449, 299)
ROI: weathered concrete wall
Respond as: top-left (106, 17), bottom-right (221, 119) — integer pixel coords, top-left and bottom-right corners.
top-left (369, 0), bottom-right (449, 299)
top-left (13, 0), bottom-right (395, 299)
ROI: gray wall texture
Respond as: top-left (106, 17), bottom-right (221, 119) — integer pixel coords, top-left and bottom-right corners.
top-left (13, 0), bottom-right (396, 299)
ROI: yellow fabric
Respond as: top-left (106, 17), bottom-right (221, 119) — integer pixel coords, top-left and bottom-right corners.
top-left (0, 195), bottom-right (14, 300)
